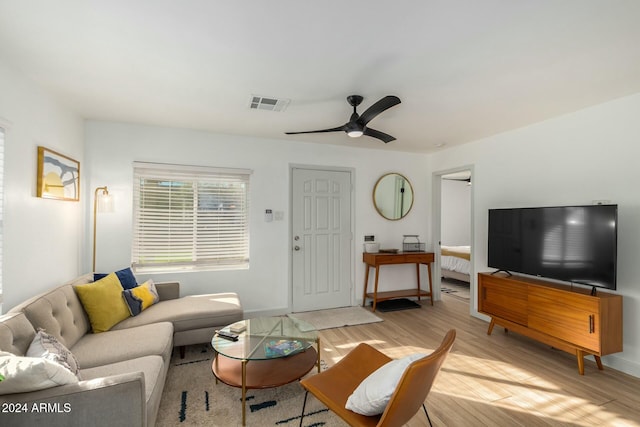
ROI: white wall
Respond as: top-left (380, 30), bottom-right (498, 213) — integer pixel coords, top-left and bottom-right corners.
top-left (84, 121), bottom-right (431, 314)
top-left (429, 92), bottom-right (640, 377)
top-left (0, 63), bottom-right (84, 312)
top-left (441, 179), bottom-right (471, 246)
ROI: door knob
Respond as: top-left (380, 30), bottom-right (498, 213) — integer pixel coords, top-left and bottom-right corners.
top-left (294, 245), bottom-right (301, 251)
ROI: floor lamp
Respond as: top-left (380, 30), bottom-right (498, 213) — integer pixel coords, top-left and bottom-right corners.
top-left (93, 186), bottom-right (114, 272)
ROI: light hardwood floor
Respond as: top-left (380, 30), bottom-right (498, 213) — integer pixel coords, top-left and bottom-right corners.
top-left (317, 295), bottom-right (640, 427)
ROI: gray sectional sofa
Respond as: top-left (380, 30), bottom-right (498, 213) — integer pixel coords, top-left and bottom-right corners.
top-left (0, 273), bottom-right (243, 427)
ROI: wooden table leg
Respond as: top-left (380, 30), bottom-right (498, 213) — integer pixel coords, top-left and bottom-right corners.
top-left (426, 262), bottom-right (433, 305)
top-left (362, 264), bottom-right (370, 307)
top-left (372, 266), bottom-right (380, 311)
top-left (576, 350), bottom-right (585, 375)
top-left (415, 263), bottom-right (421, 301)
top-left (595, 355), bottom-right (604, 371)
top-left (316, 337), bottom-right (321, 373)
top-left (487, 318), bottom-right (495, 335)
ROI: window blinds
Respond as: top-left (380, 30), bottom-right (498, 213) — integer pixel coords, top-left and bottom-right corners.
top-left (132, 162), bottom-right (251, 272)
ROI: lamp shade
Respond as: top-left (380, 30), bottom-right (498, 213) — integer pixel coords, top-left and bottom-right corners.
top-left (93, 186), bottom-right (114, 272)
top-left (97, 192), bottom-right (114, 213)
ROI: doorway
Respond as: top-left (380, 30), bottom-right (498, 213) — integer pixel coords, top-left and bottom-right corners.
top-left (290, 166), bottom-right (354, 312)
top-left (433, 167), bottom-right (474, 313)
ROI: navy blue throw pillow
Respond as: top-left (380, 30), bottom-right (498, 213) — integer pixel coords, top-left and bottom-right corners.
top-left (94, 267), bottom-right (138, 290)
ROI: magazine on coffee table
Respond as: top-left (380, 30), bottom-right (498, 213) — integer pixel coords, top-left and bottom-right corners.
top-left (264, 339), bottom-right (304, 357)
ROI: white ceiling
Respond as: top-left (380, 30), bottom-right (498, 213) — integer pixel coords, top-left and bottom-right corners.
top-left (1, 1), bottom-right (640, 153)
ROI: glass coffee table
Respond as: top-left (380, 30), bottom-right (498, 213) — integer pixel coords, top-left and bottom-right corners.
top-left (211, 317), bottom-right (320, 426)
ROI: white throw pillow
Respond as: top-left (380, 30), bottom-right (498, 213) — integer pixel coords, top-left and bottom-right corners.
top-left (27, 329), bottom-right (81, 379)
top-left (345, 353), bottom-right (426, 416)
top-left (0, 351), bottom-right (79, 395)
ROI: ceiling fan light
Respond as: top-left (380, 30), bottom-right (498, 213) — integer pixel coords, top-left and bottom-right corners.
top-left (347, 130), bottom-right (363, 138)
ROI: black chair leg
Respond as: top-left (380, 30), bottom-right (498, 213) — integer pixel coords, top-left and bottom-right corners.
top-left (423, 403), bottom-right (433, 427)
top-left (299, 391), bottom-right (308, 427)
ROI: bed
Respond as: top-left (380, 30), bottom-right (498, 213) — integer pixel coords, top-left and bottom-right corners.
top-left (441, 245), bottom-right (471, 283)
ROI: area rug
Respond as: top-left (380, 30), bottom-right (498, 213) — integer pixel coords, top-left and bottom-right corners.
top-left (287, 306), bottom-right (382, 330)
top-left (441, 279), bottom-right (470, 301)
top-left (374, 298), bottom-right (421, 312)
top-left (156, 344), bottom-right (344, 427)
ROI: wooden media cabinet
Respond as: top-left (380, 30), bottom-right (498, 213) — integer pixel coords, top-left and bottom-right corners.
top-left (478, 272), bottom-right (623, 375)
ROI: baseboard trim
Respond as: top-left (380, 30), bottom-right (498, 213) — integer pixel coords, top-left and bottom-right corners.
top-left (243, 306), bottom-right (289, 318)
top-left (603, 353), bottom-right (640, 378)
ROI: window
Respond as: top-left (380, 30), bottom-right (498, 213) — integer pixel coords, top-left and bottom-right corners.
top-left (132, 162), bottom-right (251, 273)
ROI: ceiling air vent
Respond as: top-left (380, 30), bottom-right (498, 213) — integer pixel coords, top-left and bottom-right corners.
top-left (249, 95), bottom-right (290, 112)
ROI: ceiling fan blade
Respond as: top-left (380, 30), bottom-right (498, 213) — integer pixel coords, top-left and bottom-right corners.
top-left (363, 127), bottom-right (396, 143)
top-left (358, 96), bottom-right (401, 126)
top-left (285, 125), bottom-right (346, 135)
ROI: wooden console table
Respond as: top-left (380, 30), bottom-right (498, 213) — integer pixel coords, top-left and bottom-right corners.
top-left (362, 252), bottom-right (435, 311)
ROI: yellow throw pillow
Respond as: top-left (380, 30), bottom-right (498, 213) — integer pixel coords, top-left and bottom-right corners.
top-left (74, 273), bottom-right (131, 333)
top-left (122, 280), bottom-right (159, 316)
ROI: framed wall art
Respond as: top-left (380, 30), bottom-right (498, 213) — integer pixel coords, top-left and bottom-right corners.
top-left (37, 146), bottom-right (80, 201)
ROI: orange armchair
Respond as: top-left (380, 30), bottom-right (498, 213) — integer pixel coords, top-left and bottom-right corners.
top-left (299, 329), bottom-right (456, 427)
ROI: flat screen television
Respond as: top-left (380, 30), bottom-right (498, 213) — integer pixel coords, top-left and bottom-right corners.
top-left (488, 204), bottom-right (617, 291)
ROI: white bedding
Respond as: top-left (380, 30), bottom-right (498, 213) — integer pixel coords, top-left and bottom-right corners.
top-left (441, 245), bottom-right (471, 275)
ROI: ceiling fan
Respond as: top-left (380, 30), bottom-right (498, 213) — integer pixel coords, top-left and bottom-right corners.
top-left (285, 95), bottom-right (401, 143)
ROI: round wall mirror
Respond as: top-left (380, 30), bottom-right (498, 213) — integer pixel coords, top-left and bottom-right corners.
top-left (373, 173), bottom-right (414, 220)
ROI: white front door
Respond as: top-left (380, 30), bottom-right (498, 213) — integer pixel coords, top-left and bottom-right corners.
top-left (291, 168), bottom-right (352, 312)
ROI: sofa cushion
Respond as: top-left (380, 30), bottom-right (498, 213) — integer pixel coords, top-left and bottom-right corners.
top-left (16, 285), bottom-right (90, 350)
top-left (0, 350), bottom-right (79, 394)
top-left (122, 280), bottom-right (159, 316)
top-left (0, 312), bottom-right (36, 356)
top-left (27, 329), bottom-right (81, 379)
top-left (80, 354), bottom-right (167, 427)
top-left (94, 267), bottom-right (138, 290)
top-left (74, 273), bottom-right (131, 333)
top-left (80, 355), bottom-right (164, 404)
top-left (112, 293), bottom-right (242, 333)
top-left (70, 322), bottom-right (173, 369)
